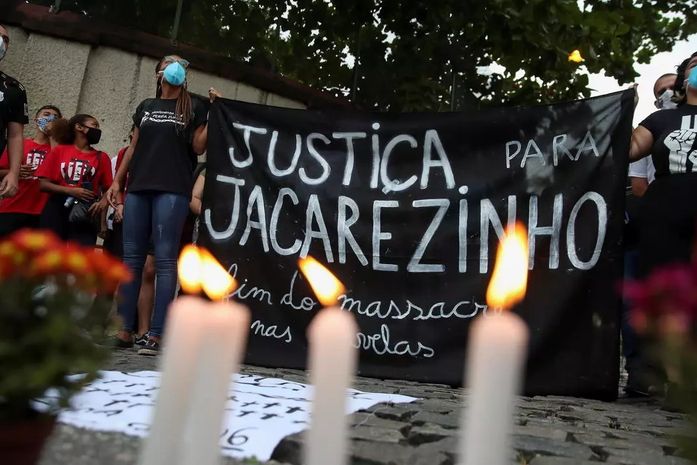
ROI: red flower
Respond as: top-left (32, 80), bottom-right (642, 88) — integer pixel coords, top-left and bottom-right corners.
top-left (624, 264), bottom-right (697, 337)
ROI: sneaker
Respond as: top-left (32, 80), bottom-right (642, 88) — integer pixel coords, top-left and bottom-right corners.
top-left (137, 338), bottom-right (161, 356)
top-left (134, 334), bottom-right (148, 347)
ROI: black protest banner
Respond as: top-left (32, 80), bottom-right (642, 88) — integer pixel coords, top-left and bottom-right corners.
top-left (199, 89), bottom-right (634, 399)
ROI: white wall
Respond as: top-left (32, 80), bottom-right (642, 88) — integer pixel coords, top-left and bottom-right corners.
top-left (2, 26), bottom-right (306, 157)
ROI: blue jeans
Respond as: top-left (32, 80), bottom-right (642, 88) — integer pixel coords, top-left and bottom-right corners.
top-left (118, 192), bottom-right (189, 337)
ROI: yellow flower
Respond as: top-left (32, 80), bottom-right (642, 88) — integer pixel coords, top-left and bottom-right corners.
top-left (568, 49), bottom-right (585, 63)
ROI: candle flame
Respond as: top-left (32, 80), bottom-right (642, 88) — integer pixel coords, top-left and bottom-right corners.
top-left (177, 244), bottom-right (237, 301)
top-left (486, 223), bottom-right (529, 311)
top-left (568, 49), bottom-right (585, 63)
top-left (200, 248), bottom-right (237, 301)
top-left (298, 256), bottom-right (345, 306)
top-left (178, 244), bottom-right (203, 294)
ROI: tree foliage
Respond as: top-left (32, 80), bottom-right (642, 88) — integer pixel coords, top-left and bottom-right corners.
top-left (31, 0), bottom-right (697, 111)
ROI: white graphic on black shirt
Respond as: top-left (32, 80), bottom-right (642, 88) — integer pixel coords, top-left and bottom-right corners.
top-left (61, 158), bottom-right (96, 186)
top-left (666, 115), bottom-right (697, 174)
top-left (140, 110), bottom-right (185, 127)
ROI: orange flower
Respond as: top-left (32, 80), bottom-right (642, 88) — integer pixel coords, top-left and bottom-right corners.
top-left (63, 246), bottom-right (92, 276)
top-left (0, 239), bottom-right (28, 268)
top-left (2, 232), bottom-right (130, 293)
top-left (31, 249), bottom-right (66, 276)
top-left (85, 249), bottom-right (115, 274)
top-left (84, 248), bottom-right (131, 290)
top-left (105, 261), bottom-right (131, 283)
top-left (30, 246), bottom-right (92, 279)
top-left (11, 229), bottom-right (61, 254)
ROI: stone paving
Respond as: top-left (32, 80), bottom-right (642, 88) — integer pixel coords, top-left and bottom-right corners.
top-left (39, 351), bottom-right (695, 465)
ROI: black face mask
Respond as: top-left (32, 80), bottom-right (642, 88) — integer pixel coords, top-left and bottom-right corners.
top-left (86, 127), bottom-right (102, 145)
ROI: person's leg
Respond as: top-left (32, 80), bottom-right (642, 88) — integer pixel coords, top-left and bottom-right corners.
top-left (638, 178), bottom-right (697, 276)
top-left (24, 214), bottom-right (40, 230)
top-left (0, 213), bottom-right (39, 237)
top-left (108, 221), bottom-right (124, 259)
top-left (117, 192), bottom-right (153, 345)
top-left (139, 193), bottom-right (189, 353)
top-left (137, 253), bottom-right (156, 336)
top-left (39, 195), bottom-right (70, 241)
top-left (68, 221), bottom-right (98, 247)
top-left (622, 248), bottom-right (650, 395)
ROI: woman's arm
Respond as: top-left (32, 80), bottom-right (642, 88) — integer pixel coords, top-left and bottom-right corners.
top-left (190, 173), bottom-right (205, 216)
top-left (39, 178), bottom-right (95, 201)
top-left (0, 122), bottom-right (24, 197)
top-left (98, 207), bottom-right (109, 238)
top-left (630, 177), bottom-right (649, 197)
top-left (628, 126), bottom-right (653, 162)
top-left (114, 128), bottom-right (138, 186)
top-left (39, 178), bottom-right (73, 196)
top-left (192, 88), bottom-right (222, 155)
top-left (192, 125), bottom-right (208, 155)
top-left (106, 128), bottom-right (139, 206)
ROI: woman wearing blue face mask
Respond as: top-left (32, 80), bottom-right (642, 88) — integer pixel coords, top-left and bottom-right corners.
top-left (106, 54), bottom-right (211, 353)
top-left (621, 52), bottom-right (697, 396)
top-left (629, 51), bottom-right (697, 279)
top-left (0, 105), bottom-right (62, 236)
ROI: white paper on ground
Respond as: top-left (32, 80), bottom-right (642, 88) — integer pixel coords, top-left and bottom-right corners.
top-left (36, 371), bottom-right (416, 461)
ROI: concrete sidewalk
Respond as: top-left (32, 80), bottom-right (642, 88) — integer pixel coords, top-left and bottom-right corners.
top-left (39, 351), bottom-right (694, 465)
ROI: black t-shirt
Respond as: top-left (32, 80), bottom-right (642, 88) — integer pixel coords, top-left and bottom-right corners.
top-left (0, 71), bottom-right (29, 155)
top-left (639, 103), bottom-right (697, 178)
top-left (128, 97), bottom-right (208, 197)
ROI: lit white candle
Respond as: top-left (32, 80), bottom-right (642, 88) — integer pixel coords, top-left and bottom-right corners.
top-left (139, 245), bottom-right (244, 465)
top-left (180, 301), bottom-right (251, 465)
top-left (458, 223), bottom-right (530, 465)
top-left (299, 256), bottom-right (358, 465)
top-left (138, 296), bottom-right (207, 465)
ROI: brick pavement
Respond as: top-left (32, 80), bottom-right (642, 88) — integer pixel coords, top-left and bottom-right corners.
top-left (38, 351), bottom-right (694, 465)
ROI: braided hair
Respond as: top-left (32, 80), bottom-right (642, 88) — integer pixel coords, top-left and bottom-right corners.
top-left (672, 51), bottom-right (697, 106)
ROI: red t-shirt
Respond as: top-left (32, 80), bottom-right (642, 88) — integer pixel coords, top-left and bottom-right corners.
top-left (114, 146), bottom-right (130, 196)
top-left (36, 145), bottom-right (113, 194)
top-left (115, 146), bottom-right (127, 175)
top-left (0, 138), bottom-right (51, 215)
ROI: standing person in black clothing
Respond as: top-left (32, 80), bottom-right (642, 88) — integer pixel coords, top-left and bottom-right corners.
top-left (629, 52), bottom-right (697, 277)
top-left (626, 52), bottom-right (697, 395)
top-left (106, 55), bottom-right (215, 354)
top-left (0, 24), bottom-right (28, 199)
top-left (623, 74), bottom-right (677, 397)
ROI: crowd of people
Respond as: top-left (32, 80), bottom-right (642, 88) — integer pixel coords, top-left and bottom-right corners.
top-left (0, 24), bottom-right (213, 356)
top-left (1, 22), bottom-right (697, 385)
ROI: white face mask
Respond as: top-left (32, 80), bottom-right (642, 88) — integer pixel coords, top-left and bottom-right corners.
top-left (655, 89), bottom-right (677, 110)
top-left (0, 39), bottom-right (6, 62)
